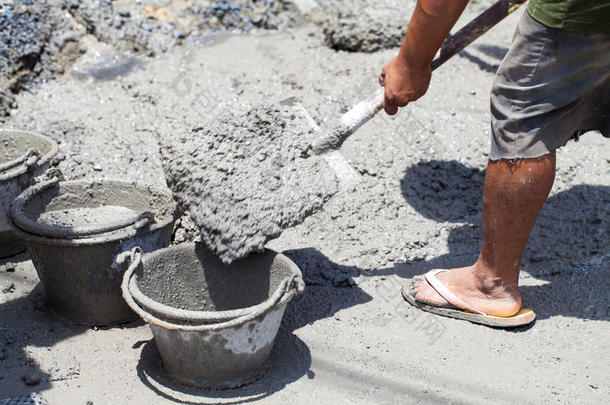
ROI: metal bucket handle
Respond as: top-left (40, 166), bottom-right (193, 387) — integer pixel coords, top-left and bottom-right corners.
top-left (11, 171), bottom-right (155, 239)
top-left (121, 247), bottom-right (304, 332)
top-left (0, 148), bottom-right (40, 174)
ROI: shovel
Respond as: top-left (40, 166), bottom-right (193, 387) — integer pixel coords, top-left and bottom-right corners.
top-left (161, 0), bottom-right (527, 264)
top-left (311, 0), bottom-right (527, 164)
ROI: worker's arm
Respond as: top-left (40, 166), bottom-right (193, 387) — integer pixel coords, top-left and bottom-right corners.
top-left (380, 0), bottom-right (469, 115)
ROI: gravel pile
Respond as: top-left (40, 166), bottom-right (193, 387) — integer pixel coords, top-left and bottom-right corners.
top-left (64, 0), bottom-right (300, 56)
top-left (0, 0), bottom-right (83, 116)
top-left (317, 0), bottom-right (413, 52)
top-left (0, 0), bottom-right (301, 116)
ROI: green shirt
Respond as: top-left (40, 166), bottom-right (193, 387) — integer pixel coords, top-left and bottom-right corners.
top-left (527, 0), bottom-right (610, 33)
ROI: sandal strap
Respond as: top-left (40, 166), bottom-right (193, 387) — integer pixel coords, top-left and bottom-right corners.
top-left (424, 269), bottom-right (487, 316)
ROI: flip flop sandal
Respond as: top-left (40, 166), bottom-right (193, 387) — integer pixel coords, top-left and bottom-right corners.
top-left (402, 269), bottom-right (536, 328)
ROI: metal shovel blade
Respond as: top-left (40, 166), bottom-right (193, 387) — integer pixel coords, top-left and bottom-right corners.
top-left (282, 97), bottom-right (362, 193)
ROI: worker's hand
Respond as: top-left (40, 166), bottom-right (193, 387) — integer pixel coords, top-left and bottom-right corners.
top-left (379, 56), bottom-right (431, 115)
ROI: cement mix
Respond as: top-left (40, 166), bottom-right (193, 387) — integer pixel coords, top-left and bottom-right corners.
top-left (160, 105), bottom-right (339, 263)
top-left (0, 2), bottom-right (608, 404)
top-left (36, 206), bottom-right (138, 228)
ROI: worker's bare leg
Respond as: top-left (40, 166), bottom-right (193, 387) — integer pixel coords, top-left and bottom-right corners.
top-left (413, 153), bottom-right (556, 316)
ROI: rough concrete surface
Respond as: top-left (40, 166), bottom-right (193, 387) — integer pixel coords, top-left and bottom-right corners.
top-left (0, 1), bottom-right (609, 404)
top-left (317, 0), bottom-right (413, 52)
top-left (160, 105), bottom-right (338, 263)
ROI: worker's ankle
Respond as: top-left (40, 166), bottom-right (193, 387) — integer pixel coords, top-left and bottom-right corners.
top-left (471, 262), bottom-right (520, 298)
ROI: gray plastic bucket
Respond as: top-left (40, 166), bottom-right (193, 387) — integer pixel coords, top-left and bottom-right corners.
top-left (10, 176), bottom-right (178, 325)
top-left (121, 243), bottom-right (304, 389)
top-left (0, 129), bottom-right (58, 257)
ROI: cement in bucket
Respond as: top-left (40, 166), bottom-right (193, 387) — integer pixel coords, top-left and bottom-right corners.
top-left (121, 243), bottom-right (305, 389)
top-left (0, 129), bottom-right (58, 257)
top-left (10, 177), bottom-right (178, 325)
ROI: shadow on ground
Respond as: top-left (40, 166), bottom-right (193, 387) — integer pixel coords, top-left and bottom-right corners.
top-left (134, 248), bottom-right (373, 403)
top-left (2, 248), bottom-right (372, 403)
top-left (0, 253), bottom-right (144, 400)
top-left (459, 44), bottom-right (509, 73)
top-left (391, 159), bottom-right (609, 322)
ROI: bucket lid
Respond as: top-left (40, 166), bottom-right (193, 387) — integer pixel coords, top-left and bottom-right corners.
top-left (0, 129), bottom-right (58, 182)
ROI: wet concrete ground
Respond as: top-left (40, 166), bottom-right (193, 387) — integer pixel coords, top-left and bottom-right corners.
top-left (0, 4), bottom-right (608, 405)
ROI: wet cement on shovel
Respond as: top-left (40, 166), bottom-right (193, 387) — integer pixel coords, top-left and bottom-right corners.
top-left (160, 105), bottom-right (339, 263)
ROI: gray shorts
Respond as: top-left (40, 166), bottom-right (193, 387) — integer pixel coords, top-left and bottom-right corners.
top-left (490, 12), bottom-right (610, 161)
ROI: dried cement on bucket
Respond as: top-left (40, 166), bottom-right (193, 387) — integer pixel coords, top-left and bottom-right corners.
top-left (160, 105), bottom-right (339, 263)
top-left (36, 206), bottom-right (138, 228)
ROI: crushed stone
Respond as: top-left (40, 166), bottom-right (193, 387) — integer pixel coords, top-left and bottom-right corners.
top-left (63, 0), bottom-right (300, 57)
top-left (0, 0), bottom-right (301, 116)
top-left (0, 0), bottom-right (85, 116)
top-left (318, 0), bottom-right (412, 52)
top-left (315, 0), bottom-right (498, 53)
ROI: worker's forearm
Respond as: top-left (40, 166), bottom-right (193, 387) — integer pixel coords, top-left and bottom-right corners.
top-left (399, 0), bottom-right (469, 68)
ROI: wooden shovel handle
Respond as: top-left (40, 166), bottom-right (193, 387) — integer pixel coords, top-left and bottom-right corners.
top-left (431, 0), bottom-right (527, 70)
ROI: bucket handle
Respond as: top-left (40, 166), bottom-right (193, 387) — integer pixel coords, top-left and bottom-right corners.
top-left (121, 247), bottom-right (303, 332)
top-left (0, 148), bottom-right (40, 173)
top-left (126, 263), bottom-right (304, 324)
top-left (11, 171), bottom-right (156, 238)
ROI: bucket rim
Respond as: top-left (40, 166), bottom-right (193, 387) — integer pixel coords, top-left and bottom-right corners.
top-left (0, 129), bottom-right (59, 182)
top-left (10, 178), bottom-right (178, 246)
top-left (121, 244), bottom-right (305, 331)
top-left (128, 243), bottom-right (303, 323)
